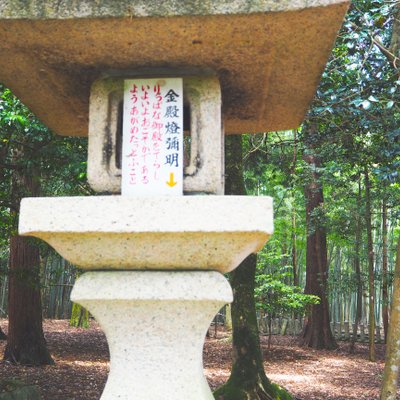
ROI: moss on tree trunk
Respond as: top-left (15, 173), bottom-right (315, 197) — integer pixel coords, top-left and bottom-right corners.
top-left (70, 303), bottom-right (89, 328)
top-left (0, 379), bottom-right (41, 400)
top-left (214, 255), bottom-right (292, 400)
top-left (214, 135), bottom-right (292, 400)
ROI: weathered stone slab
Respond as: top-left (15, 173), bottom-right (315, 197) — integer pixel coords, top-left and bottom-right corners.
top-left (19, 195), bottom-right (273, 272)
top-left (0, 0), bottom-right (349, 136)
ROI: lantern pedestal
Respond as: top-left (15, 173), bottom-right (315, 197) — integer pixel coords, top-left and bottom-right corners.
top-left (71, 271), bottom-right (232, 400)
top-left (19, 190), bottom-right (274, 399)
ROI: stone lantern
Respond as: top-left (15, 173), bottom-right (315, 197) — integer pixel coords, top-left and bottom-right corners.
top-left (0, 1), bottom-right (349, 399)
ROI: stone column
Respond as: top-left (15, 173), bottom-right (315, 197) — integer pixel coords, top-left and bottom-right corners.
top-left (72, 271), bottom-right (232, 400)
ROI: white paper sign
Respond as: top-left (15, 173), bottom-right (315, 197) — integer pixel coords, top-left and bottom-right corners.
top-left (122, 78), bottom-right (183, 196)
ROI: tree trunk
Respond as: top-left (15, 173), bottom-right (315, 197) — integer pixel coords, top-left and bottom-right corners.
top-left (364, 168), bottom-right (376, 362)
top-left (380, 239), bottom-right (400, 400)
top-left (214, 135), bottom-right (291, 400)
top-left (380, 8), bottom-right (400, 395)
top-left (350, 176), bottom-right (363, 353)
top-left (382, 199), bottom-right (389, 343)
top-left (292, 208), bottom-right (298, 287)
top-left (3, 164), bottom-right (53, 365)
top-left (4, 236), bottom-right (53, 365)
top-left (389, 3), bottom-right (400, 65)
top-left (291, 130), bottom-right (298, 288)
top-left (300, 144), bottom-right (337, 350)
top-left (225, 304), bottom-right (232, 332)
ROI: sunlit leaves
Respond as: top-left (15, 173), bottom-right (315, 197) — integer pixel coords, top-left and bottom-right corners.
top-left (0, 84), bottom-right (90, 242)
top-left (255, 273), bottom-right (320, 317)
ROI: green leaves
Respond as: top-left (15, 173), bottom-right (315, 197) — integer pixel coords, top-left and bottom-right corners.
top-left (368, 95), bottom-right (379, 103)
top-left (255, 273), bottom-right (320, 317)
top-left (362, 99), bottom-right (372, 110)
top-left (244, 0), bottom-right (400, 327)
top-left (386, 100), bottom-right (394, 109)
top-left (0, 85), bottom-right (90, 239)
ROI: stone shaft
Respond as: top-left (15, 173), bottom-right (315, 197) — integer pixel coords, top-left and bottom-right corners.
top-left (71, 271), bottom-right (233, 400)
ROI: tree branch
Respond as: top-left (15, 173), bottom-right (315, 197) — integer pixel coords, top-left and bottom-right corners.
top-left (371, 35), bottom-right (400, 69)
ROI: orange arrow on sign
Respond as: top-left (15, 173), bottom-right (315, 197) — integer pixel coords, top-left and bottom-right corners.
top-left (166, 172), bottom-right (177, 187)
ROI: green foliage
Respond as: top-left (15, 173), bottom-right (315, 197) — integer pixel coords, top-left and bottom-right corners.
top-left (255, 273), bottom-right (319, 318)
top-left (0, 84), bottom-right (90, 246)
top-left (242, 1), bottom-right (400, 331)
top-left (0, 85), bottom-right (90, 321)
top-left (70, 303), bottom-right (90, 329)
top-left (0, 85), bottom-right (89, 209)
top-left (0, 379), bottom-right (41, 400)
top-left (307, 0), bottom-right (400, 177)
top-left (213, 381), bottom-right (293, 400)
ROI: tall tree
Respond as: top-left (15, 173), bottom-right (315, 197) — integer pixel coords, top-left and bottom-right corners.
top-left (300, 0), bottom-right (400, 352)
top-left (380, 239), bottom-right (400, 400)
top-left (4, 170), bottom-right (53, 365)
top-left (299, 125), bottom-right (337, 349)
top-left (291, 207), bottom-right (298, 287)
top-left (0, 88), bottom-right (53, 365)
top-left (291, 130), bottom-right (299, 288)
top-left (382, 198), bottom-right (389, 342)
top-left (350, 176), bottom-right (363, 353)
top-left (0, 85), bottom-right (88, 364)
top-left (364, 168), bottom-right (376, 361)
top-left (379, 4), bottom-right (400, 396)
top-left (214, 135), bottom-right (291, 400)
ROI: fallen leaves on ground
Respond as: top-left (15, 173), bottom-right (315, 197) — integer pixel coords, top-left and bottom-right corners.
top-left (0, 320), bottom-right (391, 400)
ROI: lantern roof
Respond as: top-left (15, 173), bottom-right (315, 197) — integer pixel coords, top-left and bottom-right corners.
top-left (0, 0), bottom-right (349, 136)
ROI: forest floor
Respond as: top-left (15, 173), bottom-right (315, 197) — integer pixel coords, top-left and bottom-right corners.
top-left (0, 319), bottom-right (391, 400)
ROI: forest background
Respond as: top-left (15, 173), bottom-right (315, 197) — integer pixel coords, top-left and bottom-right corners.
top-left (0, 0), bottom-right (399, 399)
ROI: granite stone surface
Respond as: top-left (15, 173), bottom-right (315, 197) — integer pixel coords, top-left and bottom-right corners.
top-left (19, 195), bottom-right (273, 272)
top-left (87, 76), bottom-right (224, 194)
top-left (0, 0), bottom-right (349, 136)
top-left (71, 270), bottom-right (232, 400)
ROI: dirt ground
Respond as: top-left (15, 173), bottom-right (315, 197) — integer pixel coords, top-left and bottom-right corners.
top-left (0, 319), bottom-right (392, 400)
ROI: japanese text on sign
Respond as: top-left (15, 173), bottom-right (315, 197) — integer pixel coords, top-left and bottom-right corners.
top-left (121, 78), bottom-right (183, 196)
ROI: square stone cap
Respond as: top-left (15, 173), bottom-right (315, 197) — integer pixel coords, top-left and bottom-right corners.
top-left (0, 0), bottom-right (349, 136)
top-left (19, 195), bottom-right (273, 234)
top-left (18, 195), bottom-right (273, 272)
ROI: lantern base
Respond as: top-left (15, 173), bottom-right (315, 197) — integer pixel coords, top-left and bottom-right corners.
top-left (71, 270), bottom-right (232, 400)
